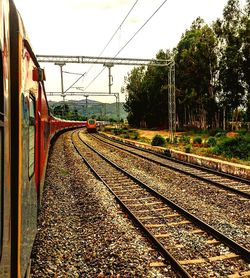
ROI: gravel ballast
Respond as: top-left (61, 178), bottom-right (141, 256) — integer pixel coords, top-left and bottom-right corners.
top-left (81, 132), bottom-right (250, 250)
top-left (30, 132), bottom-right (177, 277)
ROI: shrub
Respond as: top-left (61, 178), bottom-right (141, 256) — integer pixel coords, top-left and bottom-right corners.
top-left (193, 136), bottom-right (202, 144)
top-left (207, 136), bottom-right (217, 147)
top-left (166, 137), bottom-right (171, 143)
top-left (173, 136), bottom-right (178, 144)
top-left (179, 135), bottom-right (191, 144)
top-left (208, 128), bottom-right (223, 136)
top-left (185, 144), bottom-right (192, 153)
top-left (122, 133), bottom-right (130, 139)
top-left (215, 132), bottom-right (225, 138)
top-left (212, 135), bottom-right (250, 160)
top-left (151, 134), bottom-right (166, 146)
top-left (113, 128), bottom-right (122, 135)
top-left (131, 131), bottom-right (139, 139)
top-left (237, 129), bottom-right (247, 136)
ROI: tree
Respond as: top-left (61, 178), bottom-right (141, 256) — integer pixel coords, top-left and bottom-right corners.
top-left (53, 105), bottom-right (63, 117)
top-left (214, 0), bottom-right (245, 128)
top-left (124, 50), bottom-right (171, 128)
top-left (142, 50), bottom-right (170, 127)
top-left (123, 66), bottom-right (147, 127)
top-left (175, 17), bottom-right (218, 129)
top-left (241, 0), bottom-right (250, 123)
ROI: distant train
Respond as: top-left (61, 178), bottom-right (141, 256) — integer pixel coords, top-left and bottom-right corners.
top-left (0, 0), bottom-right (85, 277)
top-left (86, 118), bottom-right (97, 133)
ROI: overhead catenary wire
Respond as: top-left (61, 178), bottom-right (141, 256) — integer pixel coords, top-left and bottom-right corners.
top-left (114, 0), bottom-right (168, 58)
top-left (65, 72), bottom-right (86, 92)
top-left (66, 0), bottom-right (139, 93)
top-left (63, 71), bottom-right (85, 75)
top-left (84, 0), bottom-right (168, 91)
top-left (95, 0), bottom-right (139, 61)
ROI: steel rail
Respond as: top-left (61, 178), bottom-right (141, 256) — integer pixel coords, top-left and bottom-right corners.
top-left (94, 133), bottom-right (250, 199)
top-left (70, 131), bottom-right (191, 278)
top-left (98, 133), bottom-right (250, 185)
top-left (75, 131), bottom-right (250, 263)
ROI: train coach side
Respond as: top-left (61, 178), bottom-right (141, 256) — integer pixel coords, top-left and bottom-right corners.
top-left (9, 1), bottom-right (47, 275)
top-left (0, 0), bottom-right (11, 276)
top-left (0, 1), bottom-right (86, 276)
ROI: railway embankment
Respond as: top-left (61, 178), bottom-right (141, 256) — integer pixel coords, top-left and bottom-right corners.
top-left (100, 132), bottom-right (250, 180)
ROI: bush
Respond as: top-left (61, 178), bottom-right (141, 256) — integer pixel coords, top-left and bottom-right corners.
top-left (179, 135), bottom-right (191, 144)
top-left (212, 135), bottom-right (250, 160)
top-left (113, 128), bottom-right (123, 135)
top-left (151, 134), bottom-right (166, 146)
top-left (215, 132), bottom-right (225, 138)
top-left (237, 129), bottom-right (247, 136)
top-left (207, 136), bottom-right (217, 147)
top-left (208, 128), bottom-right (224, 136)
top-left (166, 137), bottom-right (171, 143)
top-left (122, 133), bottom-right (130, 139)
top-left (185, 144), bottom-right (192, 153)
top-left (193, 136), bottom-right (202, 144)
top-left (173, 136), bottom-right (178, 144)
top-left (131, 131), bottom-right (139, 139)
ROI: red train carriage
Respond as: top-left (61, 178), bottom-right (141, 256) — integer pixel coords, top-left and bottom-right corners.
top-left (0, 0), bottom-right (84, 277)
top-left (0, 0), bottom-right (11, 276)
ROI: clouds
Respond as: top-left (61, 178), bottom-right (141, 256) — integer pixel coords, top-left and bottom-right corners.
top-left (14, 0), bottom-right (247, 103)
top-left (70, 0), bottom-right (133, 11)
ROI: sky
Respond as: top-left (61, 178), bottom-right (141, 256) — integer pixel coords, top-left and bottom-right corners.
top-left (14, 0), bottom-right (246, 103)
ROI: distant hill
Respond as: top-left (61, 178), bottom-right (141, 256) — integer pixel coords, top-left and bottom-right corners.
top-left (48, 99), bottom-right (128, 121)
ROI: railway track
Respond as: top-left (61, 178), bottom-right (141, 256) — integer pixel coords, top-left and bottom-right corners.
top-left (90, 133), bottom-right (250, 200)
top-left (72, 131), bottom-right (250, 278)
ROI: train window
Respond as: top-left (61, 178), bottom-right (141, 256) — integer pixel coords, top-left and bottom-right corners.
top-left (28, 95), bottom-right (35, 178)
top-left (88, 119), bottom-right (96, 125)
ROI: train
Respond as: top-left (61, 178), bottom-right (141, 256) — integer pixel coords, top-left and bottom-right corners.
top-left (0, 0), bottom-right (85, 277)
top-left (86, 118), bottom-right (97, 133)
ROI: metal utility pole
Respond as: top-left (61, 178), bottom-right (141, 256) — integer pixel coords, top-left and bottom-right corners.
top-left (55, 62), bottom-right (66, 117)
top-left (114, 93), bottom-right (120, 123)
top-left (85, 95), bottom-right (88, 117)
top-left (103, 63), bottom-right (114, 94)
top-left (168, 61), bottom-right (176, 143)
top-left (103, 103), bottom-right (106, 120)
top-left (39, 55), bottom-right (175, 129)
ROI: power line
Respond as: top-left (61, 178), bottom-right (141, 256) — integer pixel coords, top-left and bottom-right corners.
top-left (62, 70), bottom-right (87, 93)
top-left (83, 68), bottom-right (106, 91)
top-left (63, 70), bottom-right (85, 75)
top-left (97, 0), bottom-right (139, 58)
top-left (83, 0), bottom-right (139, 91)
top-left (65, 72), bottom-right (86, 92)
top-left (114, 0), bottom-right (168, 58)
top-left (84, 0), bottom-right (168, 91)
top-left (65, 0), bottom-right (138, 93)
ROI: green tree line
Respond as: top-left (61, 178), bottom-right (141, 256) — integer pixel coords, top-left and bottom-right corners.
top-left (124, 0), bottom-right (250, 130)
